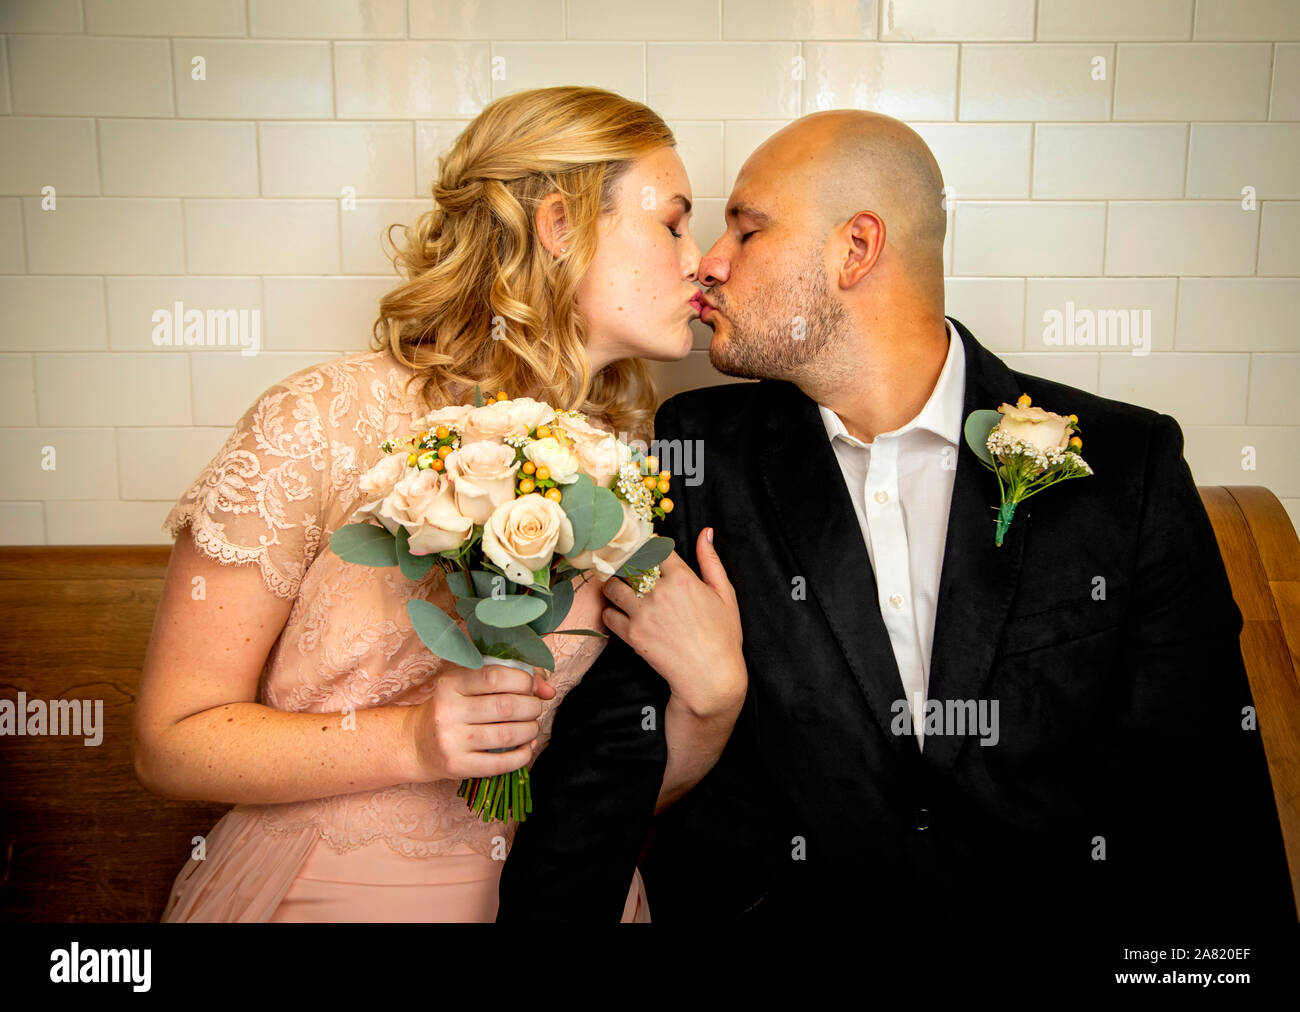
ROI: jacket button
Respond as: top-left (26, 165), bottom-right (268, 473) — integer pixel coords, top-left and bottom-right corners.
top-left (914, 808), bottom-right (931, 831)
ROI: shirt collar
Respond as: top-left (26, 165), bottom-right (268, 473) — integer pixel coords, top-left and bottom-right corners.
top-left (817, 318), bottom-right (966, 450)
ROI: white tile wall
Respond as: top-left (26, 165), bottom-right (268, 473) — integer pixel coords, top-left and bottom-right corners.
top-left (0, 0), bottom-right (1296, 544)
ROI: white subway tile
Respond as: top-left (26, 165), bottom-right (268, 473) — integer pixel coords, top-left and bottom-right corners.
top-left (1099, 352), bottom-right (1249, 424)
top-left (689, 197), bottom-right (726, 262)
top-left (881, 0), bottom-right (1032, 41)
top-left (0, 277), bottom-right (108, 351)
top-left (24, 197), bottom-right (183, 274)
top-left (0, 503), bottom-right (44, 544)
top-left (1182, 426), bottom-right (1299, 497)
top-left (0, 38), bottom-right (10, 114)
top-left (914, 124), bottom-right (1030, 199)
top-left (47, 501), bottom-right (175, 544)
top-left (335, 42), bottom-right (489, 118)
top-left (191, 352), bottom-right (336, 426)
top-left (105, 277), bottom-right (262, 351)
top-left (1033, 124), bottom-right (1187, 199)
top-left (959, 45), bottom-right (1113, 121)
top-left (492, 43), bottom-right (644, 101)
top-left (952, 202), bottom-right (1106, 277)
top-left (1259, 202), bottom-right (1300, 275)
top-left (0, 118), bottom-right (99, 196)
top-left (943, 278), bottom-right (1025, 350)
top-left (175, 41), bottom-right (333, 119)
top-left (259, 122), bottom-right (414, 198)
top-left (804, 43), bottom-right (957, 120)
top-left (250, 0), bottom-right (405, 38)
top-left (0, 354), bottom-right (36, 425)
top-left (649, 43), bottom-right (800, 120)
top-left (1114, 43), bottom-right (1271, 120)
top-left (1175, 278), bottom-right (1300, 351)
top-left (1186, 125), bottom-right (1300, 199)
top-left (185, 200), bottom-right (339, 275)
top-left (118, 427), bottom-right (233, 500)
top-left (1000, 352), bottom-right (1099, 392)
top-left (415, 122), bottom-right (470, 194)
top-left (1025, 278), bottom-right (1177, 354)
top-left (85, 0), bottom-right (246, 36)
top-left (1105, 201), bottom-right (1259, 276)
top-left (569, 0), bottom-right (718, 40)
top-left (0, 0), bottom-right (83, 33)
top-left (35, 353), bottom-right (192, 426)
top-left (100, 120), bottom-right (259, 198)
top-left (722, 120), bottom-right (791, 195)
top-left (0, 429), bottom-right (118, 501)
top-left (666, 122), bottom-right (725, 199)
top-left (1273, 44), bottom-right (1300, 120)
top-left (0, 199), bottom-right (25, 273)
top-left (1194, 0), bottom-right (1300, 41)
top-left (1248, 354), bottom-right (1300, 424)
top-left (724, 0), bottom-right (875, 40)
top-left (1036, 0), bottom-right (1192, 41)
top-left (263, 276), bottom-right (396, 351)
top-left (9, 36), bottom-right (173, 117)
top-left (341, 199), bottom-right (428, 274)
top-left (409, 0), bottom-right (564, 39)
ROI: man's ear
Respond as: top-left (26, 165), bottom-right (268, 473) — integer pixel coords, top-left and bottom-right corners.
top-left (837, 210), bottom-right (885, 288)
top-left (536, 193), bottom-right (569, 258)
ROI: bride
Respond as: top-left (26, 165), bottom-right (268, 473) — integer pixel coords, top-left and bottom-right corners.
top-left (134, 86), bottom-right (746, 922)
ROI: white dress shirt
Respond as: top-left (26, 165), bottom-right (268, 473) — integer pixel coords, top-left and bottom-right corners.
top-left (817, 320), bottom-right (966, 748)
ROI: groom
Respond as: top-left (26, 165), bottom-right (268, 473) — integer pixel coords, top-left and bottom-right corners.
top-left (498, 110), bottom-right (1294, 921)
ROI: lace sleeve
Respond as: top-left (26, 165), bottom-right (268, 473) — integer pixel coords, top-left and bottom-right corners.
top-left (163, 377), bottom-right (331, 600)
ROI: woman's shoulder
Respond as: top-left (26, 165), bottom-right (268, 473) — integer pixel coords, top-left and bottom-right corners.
top-left (265, 348), bottom-right (427, 434)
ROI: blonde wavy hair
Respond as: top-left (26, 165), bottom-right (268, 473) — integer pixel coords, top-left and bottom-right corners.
top-left (371, 86), bottom-right (676, 442)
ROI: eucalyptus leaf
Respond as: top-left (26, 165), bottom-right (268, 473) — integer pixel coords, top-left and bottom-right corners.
top-left (559, 473), bottom-right (596, 554)
top-left (454, 597), bottom-right (478, 620)
top-left (467, 615), bottom-right (556, 670)
top-left (395, 526), bottom-right (436, 580)
top-left (330, 523), bottom-right (398, 567)
top-left (529, 578), bottom-right (574, 636)
top-left (475, 594), bottom-right (549, 628)
top-left (621, 535), bottom-right (673, 572)
top-left (585, 486), bottom-right (625, 552)
top-left (473, 384), bottom-right (485, 408)
top-left (963, 409), bottom-right (1002, 468)
top-left (407, 599), bottom-right (483, 668)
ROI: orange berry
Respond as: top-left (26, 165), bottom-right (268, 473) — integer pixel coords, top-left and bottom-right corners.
top-left (659, 470), bottom-right (671, 480)
top-left (645, 455), bottom-right (659, 473)
top-left (643, 475), bottom-right (657, 490)
top-left (437, 444), bottom-right (452, 459)
top-left (1017, 393), bottom-right (1032, 407)
top-left (657, 479), bottom-right (670, 494)
top-left (535, 466), bottom-right (551, 482)
top-left (545, 488), bottom-right (562, 503)
top-left (430, 458), bottom-right (445, 472)
top-left (521, 461), bottom-right (536, 475)
top-left (536, 424), bottom-right (551, 438)
top-left (435, 425), bottom-right (450, 440)
top-left (518, 478), bottom-right (535, 494)
top-left (496, 390), bottom-right (509, 401)
top-left (485, 396), bottom-right (497, 405)
top-left (660, 498), bottom-right (674, 513)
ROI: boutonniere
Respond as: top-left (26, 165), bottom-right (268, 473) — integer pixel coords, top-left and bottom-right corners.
top-left (963, 393), bottom-right (1094, 547)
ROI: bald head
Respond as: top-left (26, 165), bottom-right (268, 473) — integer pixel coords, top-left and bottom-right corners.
top-left (740, 110), bottom-right (947, 301)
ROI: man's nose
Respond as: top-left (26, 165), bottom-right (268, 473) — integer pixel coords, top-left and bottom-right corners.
top-left (698, 245), bottom-right (729, 287)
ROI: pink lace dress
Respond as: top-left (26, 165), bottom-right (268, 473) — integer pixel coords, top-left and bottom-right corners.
top-left (158, 349), bottom-right (649, 922)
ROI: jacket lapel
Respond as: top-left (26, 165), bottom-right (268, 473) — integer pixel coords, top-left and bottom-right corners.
top-left (921, 317), bottom-right (1031, 770)
top-left (756, 380), bottom-right (916, 758)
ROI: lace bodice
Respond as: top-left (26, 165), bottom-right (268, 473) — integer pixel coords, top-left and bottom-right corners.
top-left (163, 349), bottom-right (612, 860)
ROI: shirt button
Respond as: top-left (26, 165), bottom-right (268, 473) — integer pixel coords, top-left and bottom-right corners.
top-left (914, 808), bottom-right (931, 831)
top-left (874, 490), bottom-right (888, 503)
top-left (889, 592), bottom-right (904, 608)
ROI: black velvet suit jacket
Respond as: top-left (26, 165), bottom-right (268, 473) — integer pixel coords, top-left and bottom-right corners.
top-left (497, 317), bottom-right (1294, 923)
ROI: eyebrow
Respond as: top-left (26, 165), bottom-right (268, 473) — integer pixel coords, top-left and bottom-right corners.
top-left (727, 201), bottom-right (773, 226)
top-left (668, 192), bottom-right (693, 214)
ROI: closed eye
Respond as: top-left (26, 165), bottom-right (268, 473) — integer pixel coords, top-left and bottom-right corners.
top-left (667, 226), bottom-right (682, 238)
top-left (740, 230), bottom-right (757, 243)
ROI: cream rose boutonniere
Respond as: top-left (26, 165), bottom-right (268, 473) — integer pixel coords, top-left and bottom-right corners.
top-left (963, 393), bottom-right (1094, 546)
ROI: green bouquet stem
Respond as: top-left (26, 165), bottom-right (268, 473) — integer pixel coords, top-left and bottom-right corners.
top-left (994, 500), bottom-right (1016, 547)
top-left (456, 654), bottom-right (535, 824)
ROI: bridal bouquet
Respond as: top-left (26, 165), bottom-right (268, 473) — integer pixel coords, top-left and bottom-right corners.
top-left (330, 388), bottom-right (674, 824)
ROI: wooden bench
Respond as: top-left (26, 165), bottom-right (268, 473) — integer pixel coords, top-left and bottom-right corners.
top-left (1, 486), bottom-right (1298, 922)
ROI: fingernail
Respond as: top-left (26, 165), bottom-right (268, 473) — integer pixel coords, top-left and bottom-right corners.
top-left (706, 527), bottom-right (714, 544)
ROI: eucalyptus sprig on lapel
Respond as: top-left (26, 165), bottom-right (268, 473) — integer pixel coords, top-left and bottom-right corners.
top-left (963, 393), bottom-right (1094, 547)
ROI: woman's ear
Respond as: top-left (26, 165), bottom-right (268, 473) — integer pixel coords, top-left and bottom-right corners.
top-left (535, 193), bottom-right (569, 258)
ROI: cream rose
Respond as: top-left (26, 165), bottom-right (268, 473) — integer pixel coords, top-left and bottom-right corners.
top-left (381, 468), bottom-right (474, 555)
top-left (460, 397), bottom-right (555, 444)
top-left (995, 402), bottom-right (1071, 454)
top-left (566, 499), bottom-right (653, 579)
top-left (445, 441), bottom-right (520, 525)
top-left (575, 434), bottom-right (631, 490)
top-left (357, 451), bottom-right (409, 500)
top-left (482, 494), bottom-right (575, 585)
top-left (413, 403), bottom-right (471, 432)
top-left (523, 435), bottom-right (581, 484)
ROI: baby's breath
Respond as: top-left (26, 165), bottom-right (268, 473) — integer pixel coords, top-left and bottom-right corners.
top-left (615, 461), bottom-right (655, 521)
